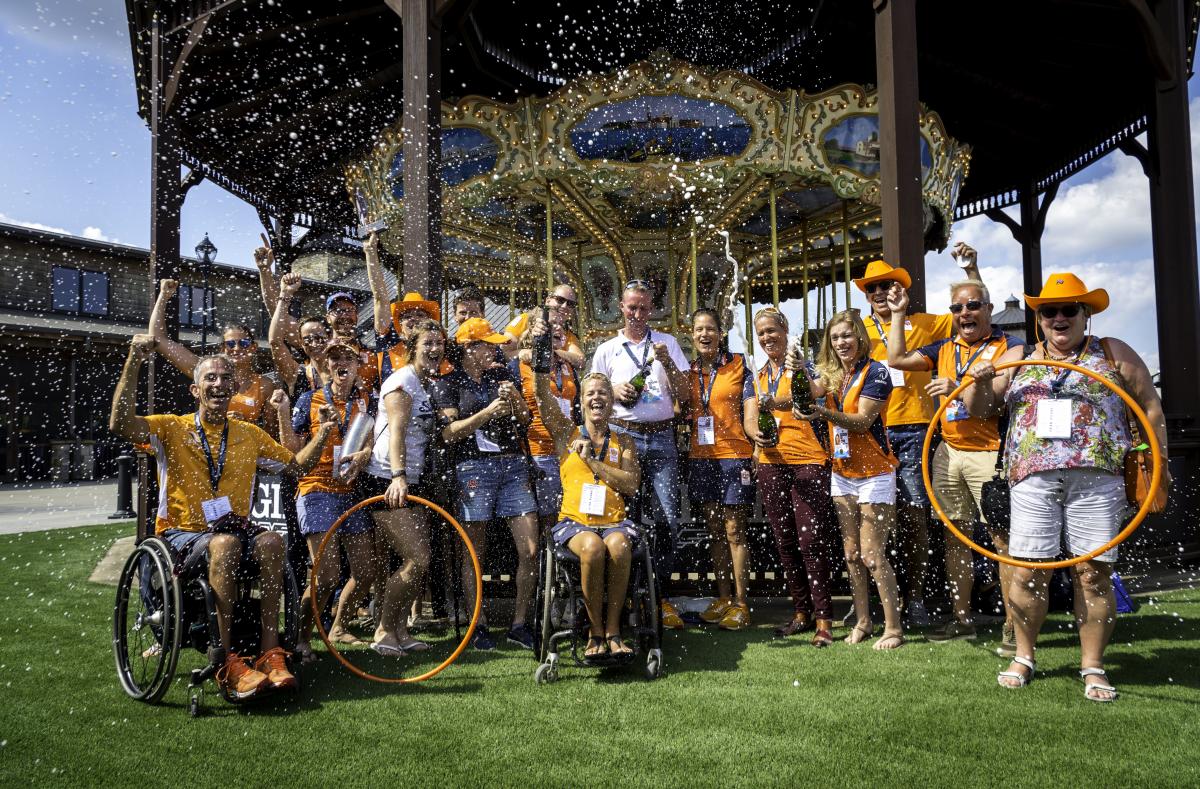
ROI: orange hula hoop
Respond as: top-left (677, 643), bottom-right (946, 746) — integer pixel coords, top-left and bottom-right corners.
top-left (310, 494), bottom-right (483, 683)
top-left (920, 358), bottom-right (1163, 570)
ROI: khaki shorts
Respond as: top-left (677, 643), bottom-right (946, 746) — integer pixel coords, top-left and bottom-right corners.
top-left (931, 442), bottom-right (998, 523)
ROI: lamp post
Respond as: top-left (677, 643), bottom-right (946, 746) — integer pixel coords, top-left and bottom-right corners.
top-left (194, 233), bottom-right (217, 354)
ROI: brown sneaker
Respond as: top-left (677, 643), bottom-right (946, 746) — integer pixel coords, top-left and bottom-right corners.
top-left (661, 600), bottom-right (685, 630)
top-left (217, 653), bottom-right (269, 701)
top-left (254, 646), bottom-right (298, 691)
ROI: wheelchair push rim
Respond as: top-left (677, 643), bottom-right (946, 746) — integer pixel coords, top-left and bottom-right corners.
top-left (113, 537), bottom-right (182, 703)
top-left (311, 494), bottom-right (483, 684)
top-left (920, 358), bottom-right (1164, 570)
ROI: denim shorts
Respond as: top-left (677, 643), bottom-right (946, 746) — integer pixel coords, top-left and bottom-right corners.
top-left (296, 491), bottom-right (374, 537)
top-left (551, 518), bottom-right (641, 548)
top-left (887, 424), bottom-right (931, 508)
top-left (456, 455), bottom-right (537, 522)
top-left (531, 454), bottom-right (563, 517)
top-left (688, 457), bottom-right (756, 506)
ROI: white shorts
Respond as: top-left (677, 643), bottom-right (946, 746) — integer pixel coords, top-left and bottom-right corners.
top-left (1009, 468), bottom-right (1129, 563)
top-left (830, 470), bottom-right (897, 506)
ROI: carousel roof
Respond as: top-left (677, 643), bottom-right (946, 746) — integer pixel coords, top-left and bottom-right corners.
top-left (126, 0), bottom-right (1199, 231)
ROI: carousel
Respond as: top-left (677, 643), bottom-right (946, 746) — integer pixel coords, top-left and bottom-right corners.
top-left (345, 51), bottom-right (970, 348)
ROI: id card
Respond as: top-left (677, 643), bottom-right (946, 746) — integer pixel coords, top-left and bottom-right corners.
top-left (696, 415), bottom-right (715, 446)
top-left (1035, 398), bottom-right (1073, 439)
top-left (740, 468), bottom-right (752, 486)
top-left (945, 399), bottom-right (969, 422)
top-left (608, 445), bottom-right (620, 464)
top-left (474, 430), bottom-right (502, 453)
top-left (832, 426), bottom-right (851, 459)
top-left (201, 495), bottom-right (232, 524)
top-left (883, 363), bottom-right (906, 387)
top-left (580, 483), bottom-right (607, 515)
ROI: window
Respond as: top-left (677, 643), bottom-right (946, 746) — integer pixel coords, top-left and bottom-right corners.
top-left (178, 285), bottom-right (214, 327)
top-left (51, 266), bottom-right (108, 315)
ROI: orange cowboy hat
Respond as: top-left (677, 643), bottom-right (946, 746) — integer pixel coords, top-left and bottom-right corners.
top-left (1024, 273), bottom-right (1109, 315)
top-left (853, 259), bottom-right (912, 292)
top-left (391, 291), bottom-right (441, 325)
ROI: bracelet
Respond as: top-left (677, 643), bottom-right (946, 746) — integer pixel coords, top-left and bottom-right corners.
top-left (390, 470), bottom-right (406, 479)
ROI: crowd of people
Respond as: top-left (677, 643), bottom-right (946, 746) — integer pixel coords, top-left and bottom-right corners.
top-left (109, 236), bottom-right (1168, 704)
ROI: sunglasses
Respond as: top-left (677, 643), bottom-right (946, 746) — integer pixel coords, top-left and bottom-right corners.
top-left (550, 294), bottom-right (578, 308)
top-left (224, 338), bottom-right (253, 349)
top-left (1038, 304), bottom-right (1083, 320)
top-left (948, 300), bottom-right (985, 314)
top-left (301, 334), bottom-right (329, 345)
top-left (625, 279), bottom-right (653, 292)
top-left (864, 280), bottom-right (896, 295)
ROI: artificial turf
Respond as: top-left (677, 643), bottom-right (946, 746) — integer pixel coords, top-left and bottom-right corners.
top-left (2, 522), bottom-right (1199, 787)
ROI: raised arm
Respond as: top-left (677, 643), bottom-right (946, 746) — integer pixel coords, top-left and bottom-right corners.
top-left (109, 334), bottom-right (155, 444)
top-left (951, 241), bottom-right (983, 285)
top-left (884, 286), bottom-right (931, 371)
top-left (269, 273), bottom-right (303, 391)
top-left (254, 234), bottom-right (279, 318)
top-left (148, 279), bottom-right (200, 378)
top-left (363, 232), bottom-right (393, 336)
top-left (534, 371), bottom-right (575, 449)
top-left (272, 389), bottom-right (303, 452)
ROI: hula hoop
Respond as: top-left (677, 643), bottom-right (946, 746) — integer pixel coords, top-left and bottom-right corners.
top-left (310, 494), bottom-right (482, 684)
top-left (921, 358), bottom-right (1163, 570)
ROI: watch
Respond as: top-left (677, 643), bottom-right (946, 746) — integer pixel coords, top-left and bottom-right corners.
top-left (390, 470), bottom-right (407, 479)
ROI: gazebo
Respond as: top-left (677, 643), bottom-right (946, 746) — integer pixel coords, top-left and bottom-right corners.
top-left (125, 1), bottom-right (1200, 530)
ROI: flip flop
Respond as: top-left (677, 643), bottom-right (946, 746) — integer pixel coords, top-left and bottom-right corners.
top-left (396, 638), bottom-right (430, 653)
top-left (583, 635), bottom-right (607, 659)
top-left (370, 641), bottom-right (407, 657)
top-left (606, 634), bottom-right (633, 656)
top-left (873, 633), bottom-right (905, 651)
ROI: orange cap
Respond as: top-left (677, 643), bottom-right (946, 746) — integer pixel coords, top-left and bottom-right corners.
top-left (454, 317), bottom-right (507, 345)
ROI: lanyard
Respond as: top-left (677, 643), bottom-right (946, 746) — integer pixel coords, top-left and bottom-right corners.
top-left (832, 361), bottom-right (867, 413)
top-left (763, 360), bottom-right (785, 399)
top-left (306, 362), bottom-right (323, 390)
top-left (953, 339), bottom-right (993, 383)
top-left (1046, 336), bottom-right (1090, 393)
top-left (194, 413), bottom-right (229, 495)
top-left (552, 360), bottom-right (564, 393)
top-left (622, 330), bottom-right (653, 372)
top-left (578, 424), bottom-right (612, 482)
top-left (322, 384), bottom-right (355, 438)
top-left (870, 315), bottom-right (889, 350)
top-left (696, 353), bottom-right (723, 414)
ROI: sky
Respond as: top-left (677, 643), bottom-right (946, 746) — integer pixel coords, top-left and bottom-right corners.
top-left (1, 1), bottom-right (1198, 373)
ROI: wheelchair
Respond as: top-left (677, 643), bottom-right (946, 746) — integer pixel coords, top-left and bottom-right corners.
top-left (112, 533), bottom-right (302, 716)
top-left (531, 524), bottom-right (664, 683)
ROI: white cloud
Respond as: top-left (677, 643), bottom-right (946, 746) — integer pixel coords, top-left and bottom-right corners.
top-left (0, 212), bottom-right (117, 244)
top-left (80, 225), bottom-right (109, 241)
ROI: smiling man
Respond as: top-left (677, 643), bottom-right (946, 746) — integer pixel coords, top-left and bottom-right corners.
top-left (109, 336), bottom-right (336, 702)
top-left (884, 280), bottom-right (1022, 650)
top-left (854, 243), bottom-right (985, 626)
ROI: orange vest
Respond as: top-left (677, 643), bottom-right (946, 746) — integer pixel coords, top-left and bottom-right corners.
top-left (687, 353), bottom-right (754, 460)
top-left (755, 361), bottom-right (829, 467)
top-left (827, 360), bottom-right (898, 479)
top-left (516, 360), bottom-right (577, 457)
top-left (558, 428), bottom-right (627, 526)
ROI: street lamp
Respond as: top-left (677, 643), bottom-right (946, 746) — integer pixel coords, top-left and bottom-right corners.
top-left (194, 233), bottom-right (217, 354)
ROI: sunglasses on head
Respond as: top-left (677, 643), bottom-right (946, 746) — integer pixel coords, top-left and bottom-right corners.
top-left (625, 279), bottom-right (653, 292)
top-left (864, 280), bottom-right (896, 295)
top-left (1038, 304), bottom-right (1083, 320)
top-left (948, 300), bottom-right (985, 314)
top-left (224, 338), bottom-right (253, 349)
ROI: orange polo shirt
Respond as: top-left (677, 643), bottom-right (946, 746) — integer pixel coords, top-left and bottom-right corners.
top-left (755, 361), bottom-right (829, 467)
top-left (864, 311), bottom-right (954, 427)
top-left (915, 328), bottom-right (1024, 452)
top-left (687, 353), bottom-right (755, 460)
top-left (514, 359), bottom-right (578, 457)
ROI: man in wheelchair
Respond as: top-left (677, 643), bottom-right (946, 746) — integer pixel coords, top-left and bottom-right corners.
top-left (111, 335), bottom-right (336, 701)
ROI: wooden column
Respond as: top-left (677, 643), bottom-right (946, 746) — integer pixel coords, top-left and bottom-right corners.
top-left (1017, 186), bottom-right (1044, 342)
top-left (1148, 0), bottom-right (1200, 465)
top-left (398, 0), bottom-right (443, 299)
top-left (874, 0), bottom-right (926, 312)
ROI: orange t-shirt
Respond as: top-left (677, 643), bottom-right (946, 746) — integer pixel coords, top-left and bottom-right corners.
top-left (291, 386), bottom-right (376, 496)
top-left (558, 428), bottom-right (628, 526)
top-left (687, 353), bottom-right (754, 460)
top-left (864, 311), bottom-right (954, 427)
top-left (755, 361), bottom-right (829, 467)
top-left (827, 359), bottom-right (898, 479)
top-left (916, 328), bottom-right (1022, 452)
top-left (515, 359), bottom-right (578, 457)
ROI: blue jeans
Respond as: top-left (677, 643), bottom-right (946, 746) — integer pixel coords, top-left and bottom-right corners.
top-left (610, 425), bottom-right (680, 591)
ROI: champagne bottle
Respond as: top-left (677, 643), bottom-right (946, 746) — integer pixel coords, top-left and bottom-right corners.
top-left (789, 339), bottom-right (815, 415)
top-left (629, 364), bottom-right (648, 395)
top-left (758, 401), bottom-right (779, 447)
top-left (533, 306), bottom-right (553, 374)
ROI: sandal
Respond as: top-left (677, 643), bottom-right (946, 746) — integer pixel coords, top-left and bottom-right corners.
top-left (845, 622), bottom-right (875, 644)
top-left (606, 633), bottom-right (633, 656)
top-left (873, 632), bottom-right (905, 651)
top-left (396, 637), bottom-right (430, 653)
top-left (584, 635), bottom-right (607, 659)
top-left (997, 656), bottom-right (1036, 689)
top-left (1080, 667), bottom-right (1118, 702)
top-left (811, 619), bottom-right (834, 648)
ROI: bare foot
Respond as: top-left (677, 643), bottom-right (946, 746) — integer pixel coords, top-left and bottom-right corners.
top-left (584, 635), bottom-right (606, 658)
top-left (329, 627), bottom-right (363, 645)
top-left (607, 633), bottom-right (633, 656)
top-left (873, 631), bottom-right (905, 651)
top-left (845, 622), bottom-right (875, 644)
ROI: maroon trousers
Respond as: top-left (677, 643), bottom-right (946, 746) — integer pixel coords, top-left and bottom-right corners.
top-left (757, 463), bottom-right (837, 620)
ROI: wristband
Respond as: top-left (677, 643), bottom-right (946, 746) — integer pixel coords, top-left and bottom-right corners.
top-left (390, 470), bottom-right (407, 479)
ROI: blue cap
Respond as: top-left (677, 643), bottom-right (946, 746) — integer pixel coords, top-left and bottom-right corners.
top-left (325, 292), bottom-right (356, 310)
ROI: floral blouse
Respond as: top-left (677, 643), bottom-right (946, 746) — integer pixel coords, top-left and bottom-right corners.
top-left (1004, 336), bottom-right (1131, 485)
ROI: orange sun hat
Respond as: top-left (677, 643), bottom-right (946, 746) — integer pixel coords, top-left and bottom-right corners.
top-left (1024, 273), bottom-right (1109, 315)
top-left (853, 259), bottom-right (912, 292)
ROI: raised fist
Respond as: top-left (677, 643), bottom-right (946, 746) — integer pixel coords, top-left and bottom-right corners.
top-left (158, 279), bottom-right (178, 299)
top-left (279, 272), bottom-right (302, 298)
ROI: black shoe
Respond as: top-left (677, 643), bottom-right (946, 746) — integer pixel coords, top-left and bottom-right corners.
top-left (471, 624), bottom-right (496, 651)
top-left (506, 623), bottom-right (535, 650)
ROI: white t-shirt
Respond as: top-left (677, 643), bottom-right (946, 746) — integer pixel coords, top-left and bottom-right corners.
top-left (589, 329), bottom-right (690, 423)
top-left (369, 366), bottom-right (435, 482)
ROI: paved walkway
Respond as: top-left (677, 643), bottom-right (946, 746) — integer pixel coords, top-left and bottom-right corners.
top-left (0, 479), bottom-right (125, 534)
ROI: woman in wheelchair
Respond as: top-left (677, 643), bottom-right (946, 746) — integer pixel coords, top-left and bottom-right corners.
top-left (531, 325), bottom-right (642, 658)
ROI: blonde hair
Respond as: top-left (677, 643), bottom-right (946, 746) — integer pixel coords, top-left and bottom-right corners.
top-left (815, 310), bottom-right (870, 393)
top-left (753, 306), bottom-right (789, 332)
top-left (579, 371), bottom-right (614, 396)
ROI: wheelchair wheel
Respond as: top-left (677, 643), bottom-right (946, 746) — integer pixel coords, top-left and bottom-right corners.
top-left (113, 538), bottom-right (182, 703)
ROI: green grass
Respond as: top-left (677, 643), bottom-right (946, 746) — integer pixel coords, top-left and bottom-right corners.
top-left (2, 523), bottom-right (1199, 787)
